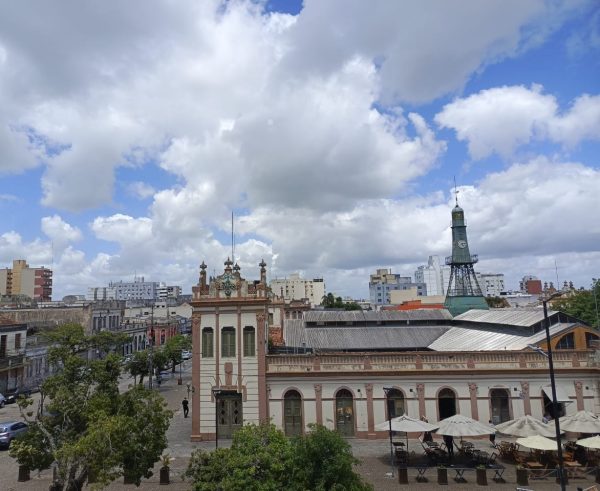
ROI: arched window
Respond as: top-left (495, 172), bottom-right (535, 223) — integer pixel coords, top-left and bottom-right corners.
top-left (202, 328), bottom-right (214, 358)
top-left (490, 388), bottom-right (511, 424)
top-left (335, 389), bottom-right (354, 437)
top-left (243, 326), bottom-right (255, 357)
top-left (385, 389), bottom-right (405, 419)
top-left (284, 390), bottom-right (303, 436)
top-left (585, 332), bottom-right (599, 349)
top-left (438, 388), bottom-right (457, 420)
top-left (221, 327), bottom-right (236, 357)
top-left (555, 333), bottom-right (575, 349)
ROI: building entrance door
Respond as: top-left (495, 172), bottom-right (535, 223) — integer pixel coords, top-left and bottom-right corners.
top-left (335, 389), bottom-right (355, 437)
top-left (217, 393), bottom-right (243, 439)
top-left (284, 391), bottom-right (303, 436)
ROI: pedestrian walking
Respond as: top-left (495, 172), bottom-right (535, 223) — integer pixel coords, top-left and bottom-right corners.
top-left (421, 416), bottom-right (433, 443)
top-left (443, 434), bottom-right (454, 459)
top-left (182, 397), bottom-right (189, 418)
top-left (488, 420), bottom-right (496, 447)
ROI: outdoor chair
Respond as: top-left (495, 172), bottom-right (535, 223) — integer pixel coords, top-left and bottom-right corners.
top-left (488, 452), bottom-right (498, 465)
top-left (476, 450), bottom-right (490, 465)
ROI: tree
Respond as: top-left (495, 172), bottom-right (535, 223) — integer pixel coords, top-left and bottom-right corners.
top-left (292, 424), bottom-right (372, 491)
top-left (322, 293), bottom-right (362, 311)
top-left (184, 423), bottom-right (371, 491)
top-left (485, 296), bottom-right (510, 308)
top-left (163, 334), bottom-right (192, 373)
top-left (10, 323), bottom-right (173, 491)
top-left (552, 279), bottom-right (600, 329)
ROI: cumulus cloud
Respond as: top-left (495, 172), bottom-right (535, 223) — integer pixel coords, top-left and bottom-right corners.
top-left (127, 181), bottom-right (155, 200)
top-left (41, 215), bottom-right (83, 251)
top-left (435, 85), bottom-right (600, 159)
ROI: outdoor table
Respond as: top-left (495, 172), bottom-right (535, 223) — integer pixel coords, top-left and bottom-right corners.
top-left (525, 461), bottom-right (545, 479)
top-left (488, 464), bottom-right (506, 482)
top-left (415, 465), bottom-right (428, 482)
top-left (449, 466), bottom-right (473, 483)
top-left (564, 461), bottom-right (584, 478)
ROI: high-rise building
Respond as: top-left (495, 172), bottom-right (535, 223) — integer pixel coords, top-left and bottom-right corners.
top-left (157, 284), bottom-right (182, 300)
top-left (369, 269), bottom-right (427, 305)
top-left (476, 273), bottom-right (506, 297)
top-left (520, 275), bottom-right (543, 294)
top-left (414, 255), bottom-right (450, 296)
top-left (109, 276), bottom-right (159, 301)
top-left (270, 273), bottom-right (325, 307)
top-left (0, 259), bottom-right (52, 301)
top-left (86, 286), bottom-right (117, 301)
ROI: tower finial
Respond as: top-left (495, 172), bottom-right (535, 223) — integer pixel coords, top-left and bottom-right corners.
top-left (453, 176), bottom-right (459, 207)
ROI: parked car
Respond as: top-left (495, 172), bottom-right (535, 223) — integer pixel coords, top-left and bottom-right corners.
top-left (181, 350), bottom-right (192, 360)
top-left (5, 387), bottom-right (32, 404)
top-left (0, 394), bottom-right (5, 408)
top-left (0, 421), bottom-right (28, 448)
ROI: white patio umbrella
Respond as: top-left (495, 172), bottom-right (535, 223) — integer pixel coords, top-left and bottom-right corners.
top-left (375, 414), bottom-right (439, 433)
top-left (516, 435), bottom-right (558, 451)
top-left (559, 411), bottom-right (600, 434)
top-left (495, 415), bottom-right (558, 438)
top-left (436, 414), bottom-right (495, 437)
top-left (576, 435), bottom-right (600, 449)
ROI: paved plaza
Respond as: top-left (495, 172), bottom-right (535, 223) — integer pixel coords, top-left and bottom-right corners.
top-left (0, 364), bottom-right (598, 490)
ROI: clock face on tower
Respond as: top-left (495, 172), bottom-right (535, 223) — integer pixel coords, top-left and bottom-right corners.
top-left (457, 240), bottom-right (467, 249)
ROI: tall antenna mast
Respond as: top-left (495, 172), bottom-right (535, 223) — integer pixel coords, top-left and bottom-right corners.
top-left (453, 176), bottom-right (459, 206)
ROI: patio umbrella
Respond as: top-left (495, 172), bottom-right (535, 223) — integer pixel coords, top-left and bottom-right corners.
top-left (495, 415), bottom-right (558, 438)
top-left (516, 435), bottom-right (558, 451)
top-left (576, 435), bottom-right (600, 449)
top-left (374, 414), bottom-right (439, 433)
top-left (559, 411), bottom-right (600, 434)
top-left (436, 414), bottom-right (495, 437)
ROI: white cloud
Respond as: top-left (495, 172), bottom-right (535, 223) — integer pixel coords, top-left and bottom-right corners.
top-left (127, 181), bottom-right (155, 200)
top-left (41, 215), bottom-right (83, 251)
top-left (436, 85), bottom-right (600, 159)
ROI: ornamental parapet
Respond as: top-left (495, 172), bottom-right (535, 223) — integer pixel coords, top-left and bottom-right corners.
top-left (266, 350), bottom-right (595, 374)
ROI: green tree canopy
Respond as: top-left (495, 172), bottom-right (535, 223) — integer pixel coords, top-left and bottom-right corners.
top-left (321, 293), bottom-right (362, 311)
top-left (185, 423), bottom-right (371, 491)
top-left (10, 323), bottom-right (173, 491)
top-left (163, 334), bottom-right (192, 372)
top-left (552, 279), bottom-right (600, 329)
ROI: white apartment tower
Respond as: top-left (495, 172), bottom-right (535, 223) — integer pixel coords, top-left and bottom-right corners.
top-left (414, 256), bottom-right (450, 296)
top-left (270, 273), bottom-right (325, 307)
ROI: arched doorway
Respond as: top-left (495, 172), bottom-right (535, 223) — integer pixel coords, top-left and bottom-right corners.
top-left (284, 390), bottom-right (303, 436)
top-left (438, 388), bottom-right (457, 420)
top-left (386, 389), bottom-right (405, 419)
top-left (490, 389), bottom-right (511, 424)
top-left (335, 389), bottom-right (355, 437)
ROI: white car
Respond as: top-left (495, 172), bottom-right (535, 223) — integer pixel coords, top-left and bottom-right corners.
top-left (181, 350), bottom-right (192, 360)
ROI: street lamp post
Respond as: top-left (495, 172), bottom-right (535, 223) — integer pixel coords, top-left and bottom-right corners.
top-left (212, 387), bottom-right (221, 449)
top-left (541, 293), bottom-right (567, 491)
top-left (383, 386), bottom-right (394, 477)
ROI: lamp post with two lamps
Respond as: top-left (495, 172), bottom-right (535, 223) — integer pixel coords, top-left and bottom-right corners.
top-left (528, 291), bottom-right (567, 491)
top-left (382, 386), bottom-right (395, 477)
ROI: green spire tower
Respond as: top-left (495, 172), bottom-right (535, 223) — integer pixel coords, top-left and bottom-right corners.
top-left (444, 200), bottom-right (489, 316)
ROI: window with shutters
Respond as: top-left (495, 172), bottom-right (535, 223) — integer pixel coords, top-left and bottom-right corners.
top-left (221, 327), bottom-right (236, 357)
top-left (243, 326), bottom-right (255, 357)
top-left (202, 328), bottom-right (214, 357)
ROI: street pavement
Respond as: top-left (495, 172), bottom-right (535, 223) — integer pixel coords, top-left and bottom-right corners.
top-left (0, 364), bottom-right (598, 490)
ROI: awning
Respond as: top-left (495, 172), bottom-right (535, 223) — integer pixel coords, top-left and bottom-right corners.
top-left (543, 386), bottom-right (572, 404)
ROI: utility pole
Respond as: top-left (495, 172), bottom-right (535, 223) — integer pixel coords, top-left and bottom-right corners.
top-left (148, 303), bottom-right (154, 390)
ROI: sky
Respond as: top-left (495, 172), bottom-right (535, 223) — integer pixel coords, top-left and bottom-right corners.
top-left (0, 0), bottom-right (599, 300)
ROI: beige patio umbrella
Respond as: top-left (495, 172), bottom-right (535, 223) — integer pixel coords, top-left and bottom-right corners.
top-left (375, 414), bottom-right (439, 433)
top-left (576, 435), bottom-right (600, 449)
top-left (559, 411), bottom-right (600, 434)
top-left (516, 435), bottom-right (558, 451)
top-left (436, 414), bottom-right (495, 437)
top-left (495, 415), bottom-right (558, 438)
